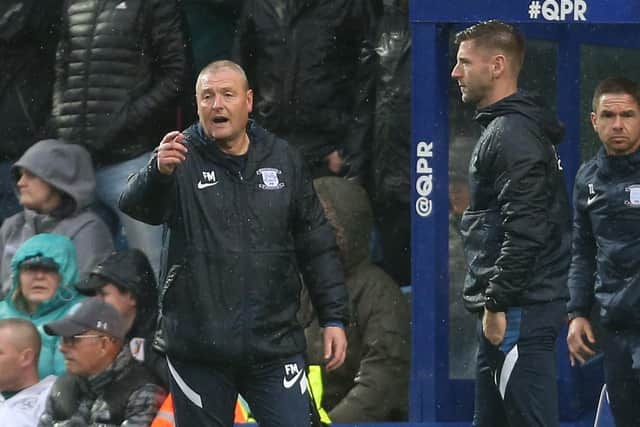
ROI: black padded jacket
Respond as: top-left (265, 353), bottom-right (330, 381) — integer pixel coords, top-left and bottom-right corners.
top-left (460, 90), bottom-right (571, 312)
top-left (119, 121), bottom-right (348, 364)
top-left (51, 0), bottom-right (187, 165)
top-left (568, 147), bottom-right (640, 330)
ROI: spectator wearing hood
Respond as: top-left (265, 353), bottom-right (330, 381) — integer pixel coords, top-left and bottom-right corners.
top-left (76, 249), bottom-right (168, 387)
top-left (0, 139), bottom-right (114, 297)
top-left (300, 177), bottom-right (410, 422)
top-left (0, 233), bottom-right (84, 379)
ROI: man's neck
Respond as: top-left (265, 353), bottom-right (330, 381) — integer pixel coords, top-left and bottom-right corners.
top-left (2, 372), bottom-right (39, 396)
top-left (478, 82), bottom-right (518, 109)
top-left (217, 133), bottom-right (250, 156)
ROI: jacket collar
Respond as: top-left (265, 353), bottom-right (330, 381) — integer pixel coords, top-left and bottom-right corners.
top-left (596, 146), bottom-right (640, 178)
top-left (187, 120), bottom-right (277, 177)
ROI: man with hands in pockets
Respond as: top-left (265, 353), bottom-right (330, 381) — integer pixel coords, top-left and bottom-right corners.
top-left (119, 60), bottom-right (348, 427)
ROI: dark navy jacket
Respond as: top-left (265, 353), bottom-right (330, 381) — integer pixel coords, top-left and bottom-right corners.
top-left (568, 147), bottom-right (640, 330)
top-left (460, 90), bottom-right (571, 312)
top-left (119, 121), bottom-right (348, 364)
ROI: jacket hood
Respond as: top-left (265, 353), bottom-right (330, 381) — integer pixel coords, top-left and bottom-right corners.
top-left (76, 249), bottom-right (158, 336)
top-left (474, 90), bottom-right (565, 145)
top-left (12, 139), bottom-right (96, 211)
top-left (9, 233), bottom-right (80, 315)
top-left (313, 177), bottom-right (372, 271)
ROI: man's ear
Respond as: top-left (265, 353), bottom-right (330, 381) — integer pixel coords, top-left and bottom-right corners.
top-left (591, 111), bottom-right (598, 131)
top-left (19, 347), bottom-right (36, 368)
top-left (492, 54), bottom-right (507, 78)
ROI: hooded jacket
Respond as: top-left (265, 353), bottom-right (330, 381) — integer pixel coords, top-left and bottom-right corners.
top-left (0, 139), bottom-right (114, 296)
top-left (568, 147), bottom-right (640, 330)
top-left (0, 233), bottom-right (84, 378)
top-left (77, 249), bottom-right (168, 386)
top-left (0, 0), bottom-right (62, 160)
top-left (119, 120), bottom-right (348, 364)
top-left (232, 0), bottom-right (379, 180)
top-left (300, 177), bottom-right (410, 422)
top-left (51, 0), bottom-right (187, 166)
top-left (460, 90), bottom-right (571, 312)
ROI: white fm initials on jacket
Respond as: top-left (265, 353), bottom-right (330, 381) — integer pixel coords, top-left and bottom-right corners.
top-left (197, 170), bottom-right (219, 190)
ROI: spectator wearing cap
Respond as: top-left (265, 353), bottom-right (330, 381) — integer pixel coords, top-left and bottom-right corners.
top-left (39, 297), bottom-right (167, 427)
top-left (76, 249), bottom-right (168, 386)
top-left (0, 233), bottom-right (83, 379)
top-left (0, 139), bottom-right (114, 298)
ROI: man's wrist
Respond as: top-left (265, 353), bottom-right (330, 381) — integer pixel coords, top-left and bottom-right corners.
top-left (567, 312), bottom-right (586, 323)
top-left (322, 321), bottom-right (344, 329)
top-left (485, 296), bottom-right (506, 313)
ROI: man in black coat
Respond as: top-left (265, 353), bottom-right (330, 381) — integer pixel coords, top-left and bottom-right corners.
top-left (451, 21), bottom-right (571, 427)
top-left (0, 0), bottom-right (62, 225)
top-left (566, 77), bottom-right (640, 427)
top-left (51, 0), bottom-right (189, 274)
top-left (119, 60), bottom-right (348, 427)
top-left (232, 0), bottom-right (380, 183)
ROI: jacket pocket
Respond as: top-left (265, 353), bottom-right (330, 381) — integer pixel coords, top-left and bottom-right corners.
top-left (600, 275), bottom-right (640, 330)
top-left (153, 262), bottom-right (184, 353)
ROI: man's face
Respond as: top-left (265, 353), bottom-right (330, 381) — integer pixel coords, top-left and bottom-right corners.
top-left (19, 266), bottom-right (60, 312)
top-left (592, 93), bottom-right (640, 156)
top-left (59, 330), bottom-right (111, 376)
top-left (16, 169), bottom-right (60, 213)
top-left (451, 40), bottom-right (495, 108)
top-left (0, 329), bottom-right (22, 391)
top-left (196, 67), bottom-right (253, 144)
top-left (97, 284), bottom-right (137, 319)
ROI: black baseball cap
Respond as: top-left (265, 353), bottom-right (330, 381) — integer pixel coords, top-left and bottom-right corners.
top-left (44, 297), bottom-right (127, 340)
top-left (19, 255), bottom-right (58, 271)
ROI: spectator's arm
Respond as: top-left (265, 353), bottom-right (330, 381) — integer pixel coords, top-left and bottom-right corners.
top-left (341, 1), bottom-right (380, 182)
top-left (231, 0), bottom-right (256, 87)
top-left (71, 215), bottom-right (115, 281)
top-left (50, 4), bottom-right (69, 131)
top-left (120, 0), bottom-right (187, 131)
top-left (122, 384), bottom-right (167, 427)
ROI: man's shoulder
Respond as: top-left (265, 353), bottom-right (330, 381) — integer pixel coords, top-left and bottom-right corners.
top-left (575, 157), bottom-right (599, 183)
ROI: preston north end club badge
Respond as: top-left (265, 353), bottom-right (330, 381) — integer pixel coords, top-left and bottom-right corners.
top-left (257, 168), bottom-right (285, 190)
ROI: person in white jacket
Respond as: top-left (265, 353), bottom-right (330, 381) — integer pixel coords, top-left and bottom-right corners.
top-left (0, 318), bottom-right (56, 427)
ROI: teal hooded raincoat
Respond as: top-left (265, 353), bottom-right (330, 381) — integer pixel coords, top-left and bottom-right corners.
top-left (0, 233), bottom-right (84, 378)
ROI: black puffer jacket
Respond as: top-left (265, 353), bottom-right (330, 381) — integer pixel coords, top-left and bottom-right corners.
top-left (119, 121), bottom-right (348, 364)
top-left (52, 0), bottom-right (187, 165)
top-left (0, 0), bottom-right (62, 160)
top-left (232, 0), bottom-right (380, 180)
top-left (568, 147), bottom-right (640, 330)
top-left (460, 90), bottom-right (571, 312)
